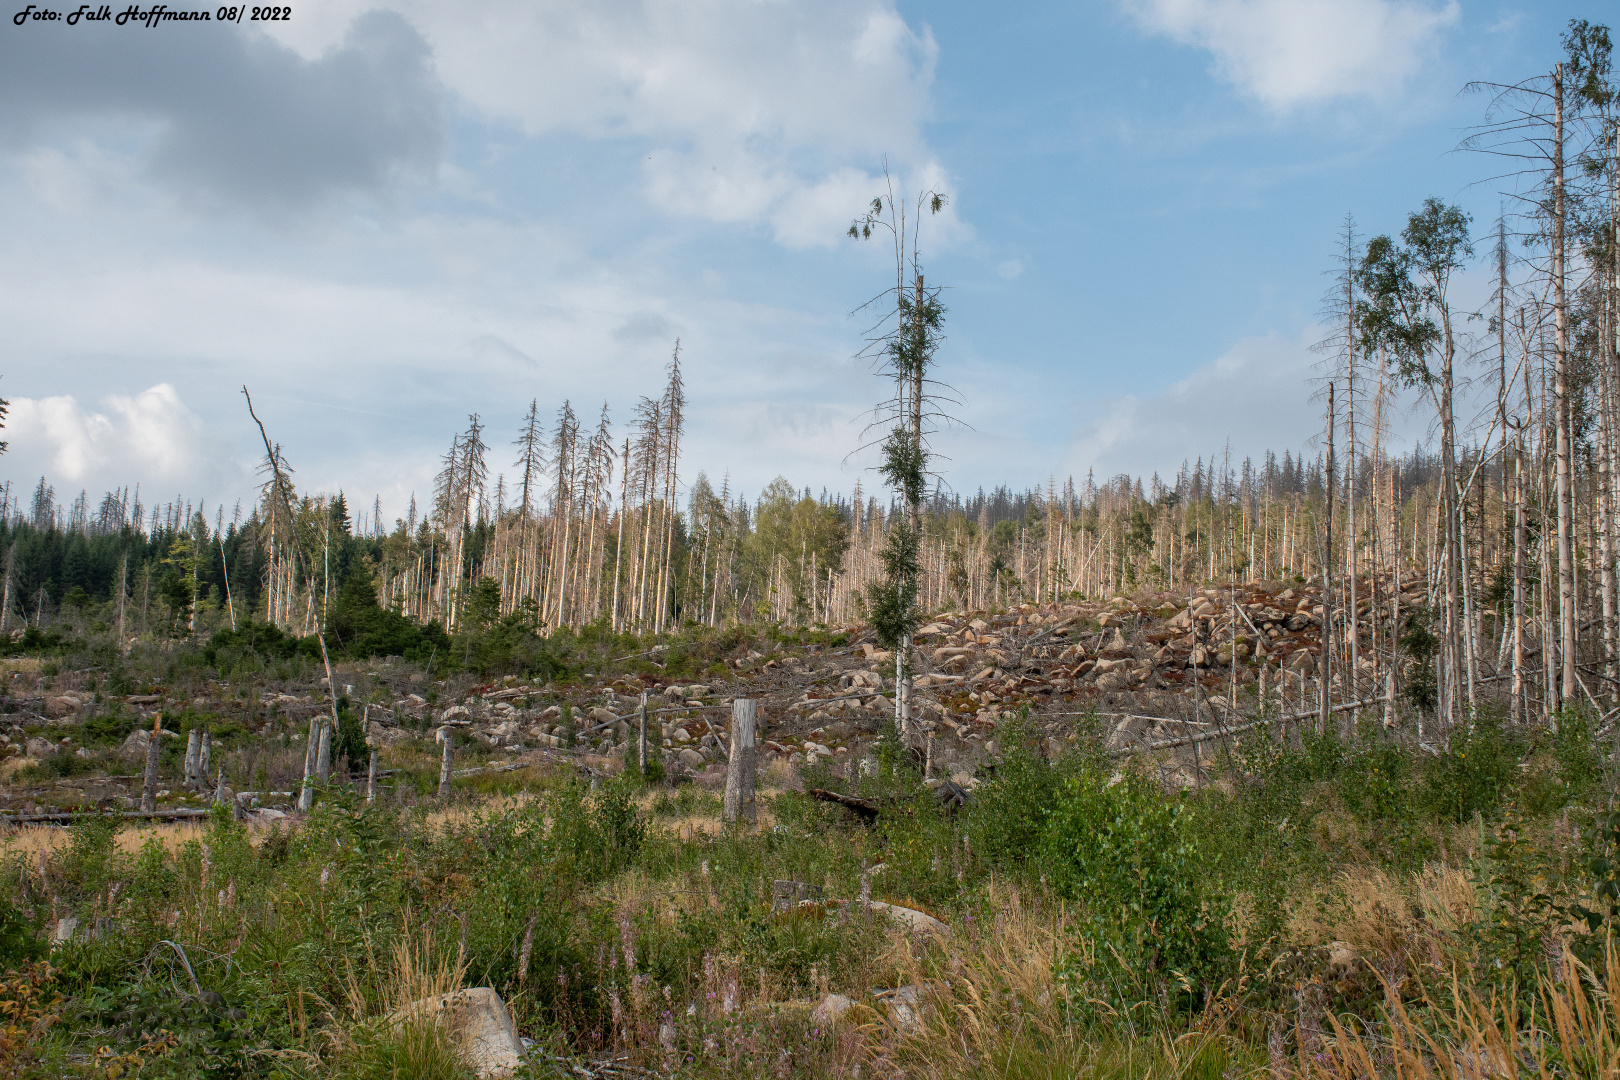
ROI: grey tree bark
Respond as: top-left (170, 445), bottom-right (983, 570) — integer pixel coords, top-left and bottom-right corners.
top-left (140, 715), bottom-right (162, 813)
top-left (722, 698), bottom-right (757, 825)
top-left (298, 715), bottom-right (319, 811)
top-left (183, 728), bottom-right (202, 790)
top-left (438, 729), bottom-right (453, 798)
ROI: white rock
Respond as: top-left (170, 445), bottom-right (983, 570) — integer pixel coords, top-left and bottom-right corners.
top-left (811, 993), bottom-right (854, 1025)
top-left (874, 985), bottom-right (924, 1033)
top-left (863, 901), bottom-right (949, 936)
top-left (388, 987), bottom-right (524, 1079)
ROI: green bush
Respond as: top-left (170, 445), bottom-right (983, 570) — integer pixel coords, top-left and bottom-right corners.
top-left (966, 723), bottom-right (1074, 874)
top-left (0, 897), bottom-right (46, 970)
top-left (550, 779), bottom-right (647, 882)
top-left (1043, 766), bottom-right (1231, 1014)
top-left (1422, 714), bottom-right (1520, 823)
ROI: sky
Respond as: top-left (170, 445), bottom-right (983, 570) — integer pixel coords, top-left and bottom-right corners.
top-left (0, 0), bottom-right (1587, 526)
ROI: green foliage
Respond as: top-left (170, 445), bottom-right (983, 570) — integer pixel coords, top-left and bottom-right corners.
top-left (1398, 607), bottom-right (1439, 717)
top-left (82, 702), bottom-right (138, 745)
top-left (66, 978), bottom-right (259, 1079)
top-left (549, 779), bottom-right (647, 882)
top-left (334, 696), bottom-right (369, 775)
top-left (335, 1016), bottom-right (470, 1080)
top-left (863, 429), bottom-right (928, 651)
top-left (966, 724), bottom-right (1076, 873)
top-left (0, 625), bottom-right (68, 656)
top-left (1044, 766), bottom-right (1231, 1014)
top-left (203, 620), bottom-right (310, 666)
top-left (1468, 811), bottom-right (1566, 993)
top-left (0, 897), bottom-right (46, 970)
top-left (327, 571), bottom-right (452, 664)
top-left (461, 576), bottom-right (503, 632)
top-left (1355, 198), bottom-right (1472, 389)
top-left (1422, 714), bottom-right (1520, 823)
top-left (454, 608), bottom-right (562, 679)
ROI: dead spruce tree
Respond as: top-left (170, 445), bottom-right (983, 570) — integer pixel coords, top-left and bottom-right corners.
top-left (850, 178), bottom-right (951, 743)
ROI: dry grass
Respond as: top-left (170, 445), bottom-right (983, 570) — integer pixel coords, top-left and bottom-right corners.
top-left (885, 883), bottom-right (1261, 1080)
top-left (343, 926), bottom-right (470, 1020)
top-left (0, 818), bottom-right (263, 858)
top-left (417, 792), bottom-right (544, 832)
top-left (326, 928), bottom-right (473, 1080)
top-left (1281, 864), bottom-right (1477, 974)
top-left (1324, 940), bottom-right (1620, 1080)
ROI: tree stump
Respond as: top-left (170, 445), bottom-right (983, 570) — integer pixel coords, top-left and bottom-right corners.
top-left (722, 698), bottom-right (757, 825)
top-left (438, 729), bottom-right (453, 797)
top-left (183, 728), bottom-right (202, 789)
top-left (140, 715), bottom-right (162, 813)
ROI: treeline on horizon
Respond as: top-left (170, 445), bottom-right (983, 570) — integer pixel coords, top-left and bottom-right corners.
top-left (0, 430), bottom-right (1486, 641)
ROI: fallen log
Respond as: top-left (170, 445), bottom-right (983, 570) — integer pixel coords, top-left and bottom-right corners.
top-left (1108, 694), bottom-right (1392, 755)
top-left (808, 788), bottom-right (881, 822)
top-left (2, 808), bottom-right (214, 825)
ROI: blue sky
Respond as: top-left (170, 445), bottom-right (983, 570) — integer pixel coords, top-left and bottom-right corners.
top-left (0, 0), bottom-right (1583, 524)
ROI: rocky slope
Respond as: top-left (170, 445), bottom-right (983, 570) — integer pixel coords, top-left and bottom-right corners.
top-left (2, 576), bottom-right (1417, 815)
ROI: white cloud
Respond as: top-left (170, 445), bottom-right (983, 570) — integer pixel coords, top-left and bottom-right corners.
top-left (259, 0), bottom-right (944, 242)
top-left (4, 385), bottom-right (243, 501)
top-left (1065, 329), bottom-right (1323, 480)
top-left (1117, 0), bottom-right (1459, 109)
top-left (1061, 326), bottom-right (1449, 483)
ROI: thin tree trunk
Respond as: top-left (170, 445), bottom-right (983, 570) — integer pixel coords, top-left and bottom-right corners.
top-left (140, 715), bottom-right (162, 813)
top-left (1552, 63), bottom-right (1578, 708)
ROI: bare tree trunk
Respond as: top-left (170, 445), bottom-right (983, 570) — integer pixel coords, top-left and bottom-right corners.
top-left (299, 715), bottom-right (319, 811)
top-left (722, 698), bottom-right (756, 825)
top-left (438, 729), bottom-right (453, 798)
top-left (1322, 383), bottom-right (1336, 737)
top-left (184, 728), bottom-right (202, 790)
top-left (1553, 63), bottom-right (1578, 709)
top-left (637, 691), bottom-right (648, 778)
top-left (1514, 407), bottom-right (1529, 724)
top-left (316, 719), bottom-right (332, 785)
top-left (140, 715), bottom-right (162, 812)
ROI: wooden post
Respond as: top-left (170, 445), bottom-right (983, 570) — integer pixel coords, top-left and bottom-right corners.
top-left (367, 750), bottom-right (378, 804)
top-left (637, 691), bottom-right (648, 779)
top-left (298, 715), bottom-right (319, 811)
top-left (212, 765), bottom-right (231, 815)
top-left (140, 714), bottom-right (162, 813)
top-left (722, 698), bottom-right (757, 825)
top-left (197, 730), bottom-right (210, 787)
top-left (438, 729), bottom-right (453, 797)
top-left (316, 719), bottom-right (332, 784)
top-left (183, 728), bottom-right (202, 789)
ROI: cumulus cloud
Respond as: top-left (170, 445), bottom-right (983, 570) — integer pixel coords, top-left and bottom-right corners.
top-left (1064, 329), bottom-right (1323, 480)
top-left (0, 11), bottom-right (443, 208)
top-left (1117, 0), bottom-right (1459, 109)
top-left (1061, 326), bottom-right (1449, 486)
top-left (3, 385), bottom-right (245, 501)
top-left (261, 0), bottom-right (945, 244)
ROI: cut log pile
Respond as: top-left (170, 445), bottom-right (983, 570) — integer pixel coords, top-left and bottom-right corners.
top-left (2, 577), bottom-right (1433, 818)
